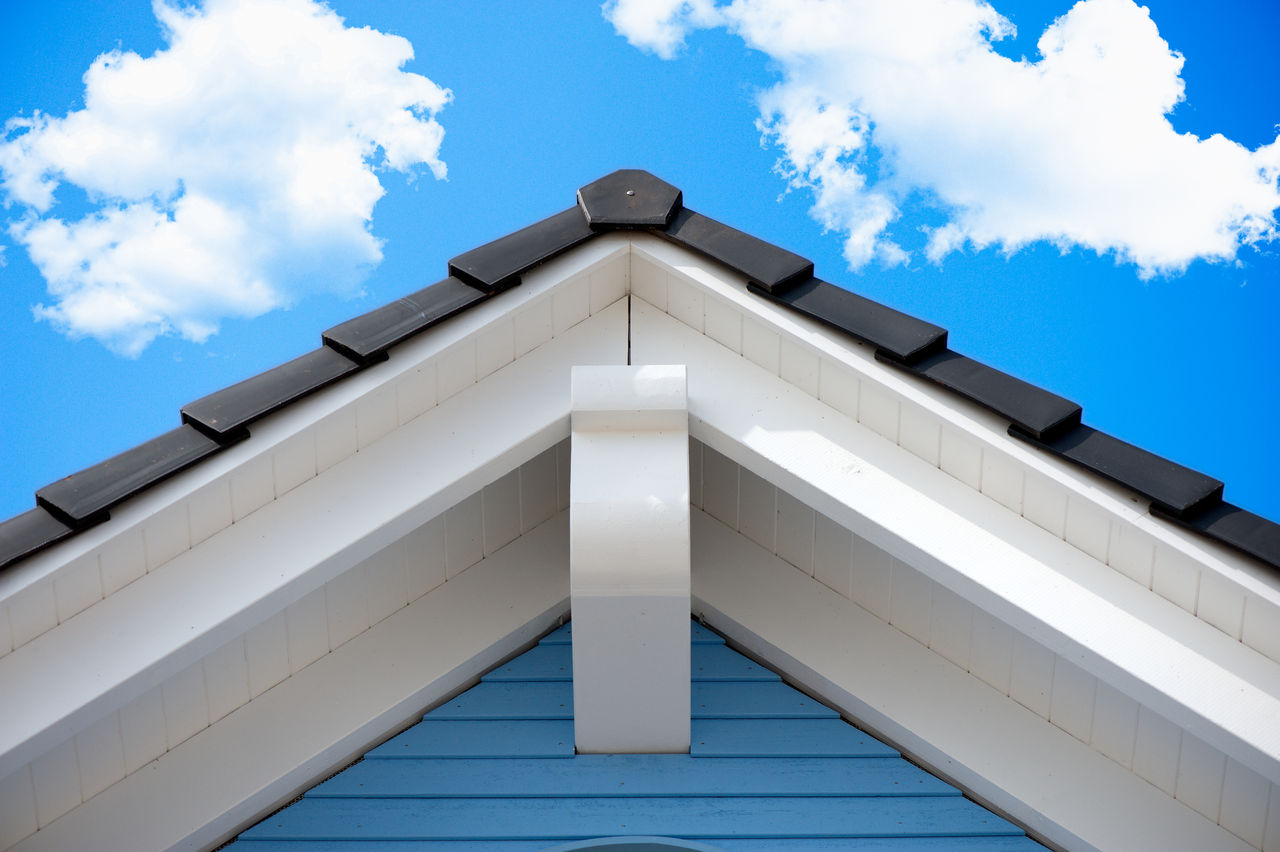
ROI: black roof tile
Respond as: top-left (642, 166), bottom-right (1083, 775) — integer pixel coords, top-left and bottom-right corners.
top-left (749, 277), bottom-right (947, 364)
top-left (663, 208), bottom-right (813, 295)
top-left (882, 349), bottom-right (1081, 440)
top-left (1011, 424), bottom-right (1224, 518)
top-left (182, 347), bottom-right (362, 442)
top-left (0, 508), bottom-right (76, 570)
top-left (449, 206), bottom-right (594, 293)
top-left (35, 425), bottom-right (226, 527)
top-left (323, 276), bottom-right (490, 364)
top-left (4, 169), bottom-right (1276, 574)
top-left (577, 168), bottom-right (683, 230)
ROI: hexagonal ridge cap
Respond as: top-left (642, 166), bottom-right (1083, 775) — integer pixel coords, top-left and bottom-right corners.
top-left (577, 169), bottom-right (683, 230)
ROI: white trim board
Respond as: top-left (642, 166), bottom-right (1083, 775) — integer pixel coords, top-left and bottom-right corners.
top-left (12, 512), bottom-right (571, 852)
top-left (690, 508), bottom-right (1253, 852)
top-left (632, 294), bottom-right (1280, 786)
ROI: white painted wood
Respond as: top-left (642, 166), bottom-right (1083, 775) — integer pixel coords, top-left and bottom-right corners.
top-left (270, 432), bottom-right (316, 500)
top-left (1022, 470), bottom-right (1068, 538)
top-left (775, 489), bottom-right (815, 575)
top-left (1065, 494), bottom-right (1112, 564)
top-left (325, 564), bottom-right (370, 650)
top-left (980, 448), bottom-right (1024, 514)
top-left (119, 687), bottom-right (166, 775)
top-left (691, 506), bottom-right (1249, 849)
top-left (939, 424), bottom-right (982, 490)
top-left (1263, 782), bottom-right (1280, 852)
top-left (736, 466), bottom-right (775, 552)
top-left (202, 635), bottom-right (249, 725)
top-left (571, 365), bottom-right (690, 754)
top-left (30, 738), bottom-right (80, 828)
top-left (552, 272), bottom-right (590, 336)
top-left (519, 448), bottom-right (559, 534)
top-left (482, 469), bottom-right (521, 556)
top-left (162, 660), bottom-right (210, 750)
top-left (1176, 731), bottom-right (1227, 823)
top-left (702, 295), bottom-right (741, 353)
top-left (556, 437), bottom-right (571, 512)
top-left (187, 479), bottom-right (234, 547)
top-left (889, 560), bottom-right (934, 646)
top-left (1244, 595), bottom-right (1280, 662)
top-left (244, 613), bottom-right (290, 699)
top-left (96, 528), bottom-right (145, 598)
top-left (285, 587), bottom-right (329, 674)
top-left (666, 273), bottom-right (704, 333)
top-left (0, 606), bottom-right (10, 658)
top-left (513, 297), bottom-right (554, 358)
top-left (74, 711), bottom-right (124, 801)
top-left (9, 513), bottom-right (570, 852)
top-left (691, 509), bottom-right (1254, 852)
top-left (849, 533), bottom-right (892, 622)
top-left (8, 581), bottom-right (56, 649)
top-left (741, 315), bottom-right (780, 375)
top-left (229, 456), bottom-right (275, 523)
top-left (1153, 544), bottom-right (1202, 613)
top-left (629, 252), bottom-right (667, 311)
top-left (1090, 680), bottom-right (1139, 769)
top-left (1109, 522), bottom-right (1156, 588)
top-left (1049, 657), bottom-right (1097, 744)
top-left (689, 438), bottom-right (704, 510)
top-left (813, 511), bottom-right (853, 598)
top-left (0, 766), bottom-right (36, 849)
top-left (394, 361), bottom-right (437, 425)
top-left (858, 380), bottom-right (899, 443)
top-left (355, 385), bottom-right (399, 449)
top-left (588, 254), bottom-right (627, 314)
top-left (1198, 569), bottom-right (1246, 640)
top-left (437, 338), bottom-right (477, 402)
top-left (779, 338), bottom-right (819, 397)
top-left (817, 358), bottom-right (859, 421)
top-left (404, 515), bottom-right (446, 603)
top-left (930, 584), bottom-right (974, 671)
top-left (364, 540), bottom-right (410, 626)
top-left (1133, 705), bottom-right (1183, 795)
top-left (631, 296), bottom-right (1280, 786)
top-left (52, 554), bottom-right (101, 624)
top-left (1009, 633), bottom-right (1056, 719)
top-left (445, 493), bottom-right (483, 579)
top-left (899, 400), bottom-right (941, 467)
top-left (314, 407), bottom-right (358, 473)
top-left (700, 444), bottom-right (738, 529)
top-left (475, 318), bottom-right (515, 381)
top-left (969, 608), bottom-right (1014, 695)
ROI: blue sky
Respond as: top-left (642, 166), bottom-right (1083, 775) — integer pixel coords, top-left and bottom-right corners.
top-left (1, 0), bottom-right (1277, 525)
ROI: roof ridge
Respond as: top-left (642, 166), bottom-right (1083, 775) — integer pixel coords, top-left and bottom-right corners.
top-left (2, 168), bottom-right (1276, 572)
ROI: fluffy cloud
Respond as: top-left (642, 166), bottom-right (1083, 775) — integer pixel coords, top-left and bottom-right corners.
top-left (0, 0), bottom-right (450, 355)
top-left (606, 0), bottom-right (1280, 275)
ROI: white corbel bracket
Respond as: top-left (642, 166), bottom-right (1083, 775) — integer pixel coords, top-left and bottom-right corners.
top-left (570, 365), bottom-right (691, 753)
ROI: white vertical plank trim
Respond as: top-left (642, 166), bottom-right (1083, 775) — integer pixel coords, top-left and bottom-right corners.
top-left (571, 365), bottom-right (691, 754)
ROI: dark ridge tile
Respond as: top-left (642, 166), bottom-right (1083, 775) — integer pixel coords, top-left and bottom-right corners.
top-left (664, 208), bottom-right (813, 294)
top-left (0, 508), bottom-right (77, 570)
top-left (182, 347), bottom-right (361, 441)
top-left (448, 206), bottom-right (594, 293)
top-left (577, 169), bottom-right (682, 229)
top-left (1151, 502), bottom-right (1280, 571)
top-left (881, 349), bottom-right (1081, 440)
top-left (36, 425), bottom-right (224, 526)
top-left (323, 277), bottom-right (490, 364)
top-left (1011, 424), bottom-right (1224, 518)
top-left (749, 278), bottom-right (947, 364)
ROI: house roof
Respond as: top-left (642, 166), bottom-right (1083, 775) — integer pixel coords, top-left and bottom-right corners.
top-left (2, 169), bottom-right (1275, 575)
top-left (228, 619), bottom-right (1043, 849)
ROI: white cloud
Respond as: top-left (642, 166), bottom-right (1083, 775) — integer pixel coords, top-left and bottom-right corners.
top-left (606, 0), bottom-right (1280, 276)
top-left (0, 0), bottom-right (450, 356)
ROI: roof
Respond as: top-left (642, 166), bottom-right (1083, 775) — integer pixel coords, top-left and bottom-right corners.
top-left (1, 168), bottom-right (1276, 575)
top-left (229, 619), bottom-right (1043, 849)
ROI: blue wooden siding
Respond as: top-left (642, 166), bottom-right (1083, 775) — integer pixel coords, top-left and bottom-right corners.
top-left (230, 622), bottom-right (1043, 851)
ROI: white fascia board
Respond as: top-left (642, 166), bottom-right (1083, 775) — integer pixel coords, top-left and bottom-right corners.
top-left (12, 512), bottom-right (571, 852)
top-left (690, 509), bottom-right (1253, 852)
top-left (0, 234), bottom-right (632, 607)
top-left (0, 297), bottom-right (627, 780)
top-left (631, 296), bottom-right (1280, 785)
top-left (627, 234), bottom-right (1280, 604)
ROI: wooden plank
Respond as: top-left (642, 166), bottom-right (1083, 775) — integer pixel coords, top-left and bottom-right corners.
top-left (230, 840), bottom-right (1041, 851)
top-left (425, 683), bottom-right (573, 720)
top-left (365, 721), bottom-right (573, 759)
top-left (483, 646), bottom-right (572, 682)
top-left (692, 682), bottom-right (837, 718)
top-left (692, 719), bottom-right (898, 758)
top-left (239, 795), bottom-right (1025, 840)
top-left (310, 755), bottom-right (956, 798)
top-left (482, 644), bottom-right (777, 682)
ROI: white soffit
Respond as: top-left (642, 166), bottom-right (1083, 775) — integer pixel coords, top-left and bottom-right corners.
top-left (630, 286), bottom-right (1280, 786)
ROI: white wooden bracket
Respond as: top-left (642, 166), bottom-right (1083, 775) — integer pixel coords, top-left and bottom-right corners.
top-left (570, 365), bottom-right (691, 753)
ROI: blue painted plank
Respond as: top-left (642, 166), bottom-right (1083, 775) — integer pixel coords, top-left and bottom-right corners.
top-left (425, 683), bottom-right (573, 720)
top-left (692, 719), bottom-right (898, 757)
top-left (482, 644), bottom-right (777, 682)
top-left (240, 796), bottom-right (1025, 840)
top-left (692, 682), bottom-right (837, 718)
top-left (230, 839), bottom-right (1041, 851)
top-left (691, 645), bottom-right (778, 681)
top-left (483, 645), bottom-right (572, 681)
top-left (366, 720), bottom-right (573, 758)
top-left (539, 621), bottom-right (725, 645)
top-left (310, 755), bottom-right (957, 798)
